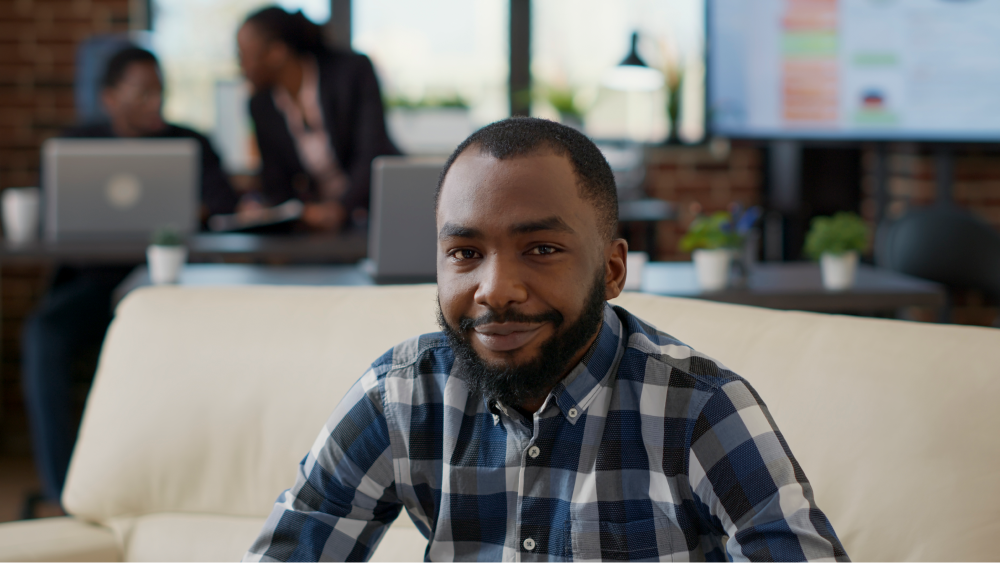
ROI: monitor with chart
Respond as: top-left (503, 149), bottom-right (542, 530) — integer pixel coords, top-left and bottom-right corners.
top-left (708, 0), bottom-right (1000, 141)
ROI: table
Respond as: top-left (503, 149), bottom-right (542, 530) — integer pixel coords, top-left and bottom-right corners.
top-left (0, 231), bottom-right (368, 265)
top-left (639, 261), bottom-right (945, 313)
top-left (113, 261), bottom-right (945, 316)
top-left (111, 263), bottom-right (376, 306)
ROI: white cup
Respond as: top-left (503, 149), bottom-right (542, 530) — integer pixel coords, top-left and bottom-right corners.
top-left (2, 187), bottom-right (40, 244)
top-left (624, 251), bottom-right (649, 291)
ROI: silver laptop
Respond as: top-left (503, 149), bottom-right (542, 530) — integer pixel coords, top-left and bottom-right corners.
top-left (367, 156), bottom-right (443, 284)
top-left (42, 138), bottom-right (199, 240)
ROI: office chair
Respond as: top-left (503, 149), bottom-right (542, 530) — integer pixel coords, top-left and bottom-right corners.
top-left (74, 32), bottom-right (152, 124)
top-left (877, 204), bottom-right (1000, 326)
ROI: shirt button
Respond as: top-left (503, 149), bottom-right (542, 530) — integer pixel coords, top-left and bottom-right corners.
top-left (523, 537), bottom-right (536, 551)
top-left (528, 445), bottom-right (540, 458)
top-left (492, 414), bottom-right (500, 425)
top-left (568, 407), bottom-right (578, 418)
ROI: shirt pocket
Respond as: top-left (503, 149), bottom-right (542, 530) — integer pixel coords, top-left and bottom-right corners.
top-left (568, 516), bottom-right (674, 561)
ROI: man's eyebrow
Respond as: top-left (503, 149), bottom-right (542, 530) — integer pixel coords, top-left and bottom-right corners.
top-left (439, 222), bottom-right (482, 240)
top-left (509, 216), bottom-right (575, 236)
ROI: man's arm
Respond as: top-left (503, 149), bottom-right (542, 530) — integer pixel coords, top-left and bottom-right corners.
top-left (688, 379), bottom-right (849, 562)
top-left (244, 368), bottom-right (402, 562)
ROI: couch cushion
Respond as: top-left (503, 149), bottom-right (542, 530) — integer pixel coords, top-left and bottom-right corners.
top-left (63, 285), bottom-right (1000, 561)
top-left (103, 513), bottom-right (425, 562)
top-left (0, 517), bottom-right (119, 562)
top-left (65, 285), bottom-right (441, 523)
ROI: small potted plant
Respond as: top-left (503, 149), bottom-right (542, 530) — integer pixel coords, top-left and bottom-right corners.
top-left (147, 226), bottom-right (187, 285)
top-left (680, 211), bottom-right (742, 291)
top-left (804, 212), bottom-right (869, 291)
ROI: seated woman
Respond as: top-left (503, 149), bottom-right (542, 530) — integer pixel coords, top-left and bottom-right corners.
top-left (237, 6), bottom-right (400, 232)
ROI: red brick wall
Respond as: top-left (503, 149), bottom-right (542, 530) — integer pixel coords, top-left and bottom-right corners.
top-left (1, 0), bottom-right (131, 455)
top-left (859, 143), bottom-right (1000, 325)
top-left (644, 142), bottom-right (764, 261)
top-left (860, 144), bottom-right (1000, 230)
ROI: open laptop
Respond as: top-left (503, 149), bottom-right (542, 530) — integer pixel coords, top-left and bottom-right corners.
top-left (367, 156), bottom-right (443, 284)
top-left (42, 138), bottom-right (199, 241)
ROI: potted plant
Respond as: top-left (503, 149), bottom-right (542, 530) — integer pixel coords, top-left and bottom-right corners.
top-left (804, 212), bottom-right (869, 291)
top-left (680, 211), bottom-right (743, 291)
top-left (147, 227), bottom-right (187, 285)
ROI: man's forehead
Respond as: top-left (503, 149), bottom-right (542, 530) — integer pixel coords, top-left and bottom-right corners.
top-left (439, 148), bottom-right (581, 204)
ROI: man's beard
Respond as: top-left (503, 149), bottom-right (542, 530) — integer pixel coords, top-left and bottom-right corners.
top-left (437, 269), bottom-right (607, 409)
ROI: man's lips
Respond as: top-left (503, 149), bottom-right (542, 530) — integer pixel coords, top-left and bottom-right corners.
top-left (473, 322), bottom-right (546, 352)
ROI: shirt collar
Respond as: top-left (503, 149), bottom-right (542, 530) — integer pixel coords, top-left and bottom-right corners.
top-left (487, 303), bottom-right (624, 425)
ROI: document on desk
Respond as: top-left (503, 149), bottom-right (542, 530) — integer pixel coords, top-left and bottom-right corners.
top-left (207, 198), bottom-right (303, 232)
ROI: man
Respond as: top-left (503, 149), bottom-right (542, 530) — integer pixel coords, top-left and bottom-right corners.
top-left (21, 46), bottom-right (238, 514)
top-left (245, 118), bottom-right (848, 561)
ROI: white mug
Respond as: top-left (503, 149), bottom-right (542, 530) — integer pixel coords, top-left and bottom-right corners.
top-left (2, 187), bottom-right (40, 244)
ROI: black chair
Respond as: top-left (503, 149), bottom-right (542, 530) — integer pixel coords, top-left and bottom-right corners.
top-left (877, 204), bottom-right (1000, 325)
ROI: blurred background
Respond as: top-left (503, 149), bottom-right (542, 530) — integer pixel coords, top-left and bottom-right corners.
top-left (2, 0), bottom-right (1000, 520)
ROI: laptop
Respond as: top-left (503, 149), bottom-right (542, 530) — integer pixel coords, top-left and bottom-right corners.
top-left (42, 138), bottom-right (199, 241)
top-left (367, 156), bottom-right (443, 284)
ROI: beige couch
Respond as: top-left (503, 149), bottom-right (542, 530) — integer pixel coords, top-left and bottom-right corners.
top-left (0, 284), bottom-right (997, 561)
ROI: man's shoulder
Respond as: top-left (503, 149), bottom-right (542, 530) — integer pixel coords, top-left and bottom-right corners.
top-left (60, 121), bottom-right (113, 138)
top-left (612, 304), bottom-right (743, 393)
top-left (369, 332), bottom-right (454, 377)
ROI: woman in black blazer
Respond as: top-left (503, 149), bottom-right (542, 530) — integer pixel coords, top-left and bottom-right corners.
top-left (237, 7), bottom-right (400, 231)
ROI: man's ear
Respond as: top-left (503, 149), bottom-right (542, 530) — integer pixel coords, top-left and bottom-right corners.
top-left (604, 237), bottom-right (629, 300)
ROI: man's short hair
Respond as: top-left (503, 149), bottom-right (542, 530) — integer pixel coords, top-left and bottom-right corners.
top-left (436, 117), bottom-right (619, 240)
top-left (102, 47), bottom-right (159, 89)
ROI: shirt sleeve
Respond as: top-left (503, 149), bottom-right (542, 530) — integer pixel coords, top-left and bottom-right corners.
top-left (244, 368), bottom-right (402, 562)
top-left (688, 379), bottom-right (850, 562)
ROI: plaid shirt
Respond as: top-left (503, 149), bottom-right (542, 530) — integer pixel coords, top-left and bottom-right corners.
top-left (246, 304), bottom-right (848, 562)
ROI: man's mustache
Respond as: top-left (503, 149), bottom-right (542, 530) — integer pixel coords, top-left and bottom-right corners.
top-left (458, 308), bottom-right (563, 332)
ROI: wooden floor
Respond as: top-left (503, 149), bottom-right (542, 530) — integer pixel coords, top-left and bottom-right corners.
top-left (0, 457), bottom-right (63, 522)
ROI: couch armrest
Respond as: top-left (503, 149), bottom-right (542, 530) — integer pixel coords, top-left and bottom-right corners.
top-left (0, 517), bottom-right (120, 562)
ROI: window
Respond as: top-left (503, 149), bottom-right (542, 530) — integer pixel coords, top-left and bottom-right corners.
top-left (151, 0), bottom-right (329, 170)
top-left (531, 0), bottom-right (705, 143)
top-left (353, 0), bottom-right (509, 154)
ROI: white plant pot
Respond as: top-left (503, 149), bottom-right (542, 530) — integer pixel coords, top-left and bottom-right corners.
top-left (820, 251), bottom-right (858, 291)
top-left (693, 249), bottom-right (731, 292)
top-left (147, 245), bottom-right (187, 285)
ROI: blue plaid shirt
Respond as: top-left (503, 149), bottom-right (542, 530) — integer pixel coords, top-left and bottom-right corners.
top-left (246, 304), bottom-right (848, 561)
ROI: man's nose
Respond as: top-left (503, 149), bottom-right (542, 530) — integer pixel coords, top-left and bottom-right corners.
top-left (474, 253), bottom-right (528, 310)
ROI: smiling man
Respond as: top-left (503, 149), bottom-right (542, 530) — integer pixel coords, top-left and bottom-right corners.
top-left (245, 118), bottom-right (848, 562)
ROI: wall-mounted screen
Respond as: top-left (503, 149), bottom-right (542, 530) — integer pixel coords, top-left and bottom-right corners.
top-left (709, 0), bottom-right (1000, 141)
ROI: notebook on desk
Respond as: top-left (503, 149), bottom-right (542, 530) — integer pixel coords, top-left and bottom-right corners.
top-left (42, 138), bottom-right (199, 241)
top-left (367, 156), bottom-right (443, 284)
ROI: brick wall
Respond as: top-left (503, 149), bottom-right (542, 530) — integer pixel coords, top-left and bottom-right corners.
top-left (1, 0), bottom-right (131, 455)
top-left (643, 142), bottom-right (764, 262)
top-left (859, 143), bottom-right (1000, 325)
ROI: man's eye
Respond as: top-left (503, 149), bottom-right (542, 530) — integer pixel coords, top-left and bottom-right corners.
top-left (450, 249), bottom-right (480, 261)
top-left (529, 245), bottom-right (558, 255)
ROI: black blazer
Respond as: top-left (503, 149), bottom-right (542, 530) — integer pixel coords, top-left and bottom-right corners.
top-left (249, 50), bottom-right (400, 216)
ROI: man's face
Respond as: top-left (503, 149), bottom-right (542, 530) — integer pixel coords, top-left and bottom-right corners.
top-left (436, 148), bottom-right (627, 405)
top-left (101, 61), bottom-right (165, 136)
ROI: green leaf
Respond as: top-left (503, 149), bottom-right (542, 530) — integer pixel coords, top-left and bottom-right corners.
top-left (803, 212), bottom-right (869, 260)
